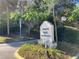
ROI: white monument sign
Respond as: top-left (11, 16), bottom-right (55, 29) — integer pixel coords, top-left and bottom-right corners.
top-left (40, 21), bottom-right (57, 48)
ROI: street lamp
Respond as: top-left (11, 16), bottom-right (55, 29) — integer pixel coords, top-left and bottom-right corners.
top-left (53, 1), bottom-right (67, 43)
top-left (60, 16), bottom-right (67, 41)
top-left (53, 4), bottom-right (58, 44)
top-left (61, 16), bottom-right (67, 22)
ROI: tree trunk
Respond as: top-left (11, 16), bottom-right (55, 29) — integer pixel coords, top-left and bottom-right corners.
top-left (7, 19), bottom-right (10, 35)
top-left (7, 7), bottom-right (10, 35)
top-left (27, 27), bottom-right (31, 36)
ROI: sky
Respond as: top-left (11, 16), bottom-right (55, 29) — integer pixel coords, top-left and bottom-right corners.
top-left (75, 0), bottom-right (79, 6)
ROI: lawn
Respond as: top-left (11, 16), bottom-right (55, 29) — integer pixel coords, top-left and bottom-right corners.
top-left (0, 36), bottom-right (21, 43)
top-left (0, 36), bottom-right (11, 43)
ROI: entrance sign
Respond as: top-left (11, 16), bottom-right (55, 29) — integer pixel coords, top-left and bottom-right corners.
top-left (40, 21), bottom-right (57, 48)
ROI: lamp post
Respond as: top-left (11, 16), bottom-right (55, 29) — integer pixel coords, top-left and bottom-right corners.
top-left (60, 16), bottom-right (67, 41)
top-left (53, 0), bottom-right (67, 42)
top-left (53, 4), bottom-right (58, 44)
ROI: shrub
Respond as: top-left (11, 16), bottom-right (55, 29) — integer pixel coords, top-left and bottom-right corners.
top-left (57, 26), bottom-right (79, 45)
top-left (64, 26), bottom-right (79, 44)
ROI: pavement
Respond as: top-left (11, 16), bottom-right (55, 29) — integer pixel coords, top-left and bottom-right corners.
top-left (0, 40), bottom-right (36, 59)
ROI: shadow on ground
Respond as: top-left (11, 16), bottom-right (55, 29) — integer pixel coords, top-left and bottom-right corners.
top-left (5, 38), bottom-right (38, 47)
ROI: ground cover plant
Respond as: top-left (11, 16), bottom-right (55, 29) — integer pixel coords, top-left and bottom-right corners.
top-left (18, 44), bottom-right (71, 59)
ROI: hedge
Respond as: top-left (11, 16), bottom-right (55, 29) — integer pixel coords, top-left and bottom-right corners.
top-left (58, 26), bottom-right (79, 45)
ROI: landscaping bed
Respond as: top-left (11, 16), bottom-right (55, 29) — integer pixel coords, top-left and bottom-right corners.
top-left (17, 44), bottom-right (71, 59)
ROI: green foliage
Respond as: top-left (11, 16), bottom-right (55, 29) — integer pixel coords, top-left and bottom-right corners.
top-left (67, 7), bottom-right (79, 22)
top-left (0, 36), bottom-right (9, 43)
top-left (61, 3), bottom-right (79, 22)
top-left (22, 10), bottom-right (49, 21)
top-left (9, 0), bottom-right (55, 21)
top-left (0, 36), bottom-right (23, 43)
top-left (22, 0), bottom-right (54, 21)
top-left (33, 0), bottom-right (54, 12)
top-left (18, 44), bottom-right (45, 57)
top-left (9, 0), bottom-right (76, 22)
top-left (56, 1), bottom-right (76, 22)
top-left (10, 12), bottom-right (17, 19)
top-left (9, 12), bottom-right (20, 21)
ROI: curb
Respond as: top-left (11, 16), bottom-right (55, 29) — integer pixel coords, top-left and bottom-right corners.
top-left (64, 26), bottom-right (79, 31)
top-left (14, 39), bottom-right (38, 59)
top-left (15, 47), bottom-right (24, 59)
top-left (71, 57), bottom-right (77, 59)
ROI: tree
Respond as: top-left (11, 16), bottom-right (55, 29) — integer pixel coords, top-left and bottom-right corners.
top-left (0, 0), bottom-right (18, 35)
top-left (66, 7), bottom-right (79, 22)
top-left (0, 13), bottom-right (7, 35)
top-left (9, 0), bottom-right (76, 36)
top-left (22, 0), bottom-right (56, 35)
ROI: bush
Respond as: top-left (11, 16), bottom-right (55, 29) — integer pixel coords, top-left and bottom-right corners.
top-left (57, 26), bottom-right (79, 45)
top-left (18, 44), bottom-right (71, 59)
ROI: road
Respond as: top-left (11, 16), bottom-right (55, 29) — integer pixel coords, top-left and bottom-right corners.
top-left (0, 41), bottom-right (29, 59)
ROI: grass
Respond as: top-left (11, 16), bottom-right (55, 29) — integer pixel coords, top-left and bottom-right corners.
top-left (0, 36), bottom-right (22, 43)
top-left (0, 36), bottom-right (11, 43)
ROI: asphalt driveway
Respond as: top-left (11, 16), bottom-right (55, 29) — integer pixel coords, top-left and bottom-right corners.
top-left (0, 41), bottom-right (27, 59)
